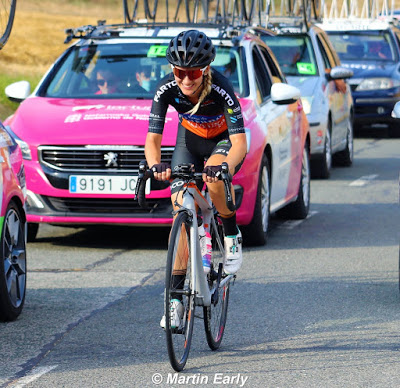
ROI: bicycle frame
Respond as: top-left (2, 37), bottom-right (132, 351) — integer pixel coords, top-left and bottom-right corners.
top-left (178, 182), bottom-right (234, 307)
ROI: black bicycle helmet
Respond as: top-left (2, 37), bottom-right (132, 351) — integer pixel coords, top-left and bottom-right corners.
top-left (166, 29), bottom-right (216, 68)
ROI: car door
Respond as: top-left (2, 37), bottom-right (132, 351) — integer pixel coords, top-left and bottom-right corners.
top-left (316, 32), bottom-right (348, 149)
top-left (251, 44), bottom-right (298, 209)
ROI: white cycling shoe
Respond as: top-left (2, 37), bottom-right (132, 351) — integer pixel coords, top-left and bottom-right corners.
top-left (160, 299), bottom-right (184, 329)
top-left (223, 228), bottom-right (243, 275)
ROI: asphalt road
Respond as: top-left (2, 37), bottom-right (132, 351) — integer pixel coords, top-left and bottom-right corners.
top-left (0, 137), bottom-right (399, 388)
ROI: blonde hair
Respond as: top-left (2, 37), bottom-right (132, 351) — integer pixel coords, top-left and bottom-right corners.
top-left (187, 71), bottom-right (212, 116)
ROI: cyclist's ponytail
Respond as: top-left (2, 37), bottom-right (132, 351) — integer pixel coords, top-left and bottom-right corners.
top-left (187, 72), bottom-right (212, 116)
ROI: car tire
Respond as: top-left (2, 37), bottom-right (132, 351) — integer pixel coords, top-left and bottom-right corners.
top-left (242, 154), bottom-right (270, 246)
top-left (388, 124), bottom-right (400, 138)
top-left (311, 125), bottom-right (331, 179)
top-left (333, 117), bottom-right (354, 167)
top-left (27, 223), bottom-right (39, 242)
top-left (0, 201), bottom-right (27, 322)
top-left (278, 145), bottom-right (310, 220)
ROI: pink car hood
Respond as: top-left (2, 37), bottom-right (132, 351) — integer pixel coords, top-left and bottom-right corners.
top-left (8, 97), bottom-right (179, 147)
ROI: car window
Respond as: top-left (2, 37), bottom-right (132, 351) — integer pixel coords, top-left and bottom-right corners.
top-left (42, 43), bottom-right (246, 99)
top-left (259, 46), bottom-right (285, 83)
top-left (316, 34), bottom-right (335, 70)
top-left (213, 46), bottom-right (247, 96)
top-left (261, 34), bottom-right (318, 77)
top-left (252, 47), bottom-right (272, 104)
top-left (327, 31), bottom-right (398, 62)
top-left (318, 32), bottom-right (340, 65)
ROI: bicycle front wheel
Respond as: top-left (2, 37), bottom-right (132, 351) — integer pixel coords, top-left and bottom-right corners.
top-left (0, 0), bottom-right (17, 49)
top-left (203, 214), bottom-right (230, 350)
top-left (165, 211), bottom-right (195, 371)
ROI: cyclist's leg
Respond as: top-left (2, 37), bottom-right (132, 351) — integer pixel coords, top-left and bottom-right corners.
top-left (205, 140), bottom-right (244, 274)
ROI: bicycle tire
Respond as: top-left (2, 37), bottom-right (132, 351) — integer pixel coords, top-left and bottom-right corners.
top-left (144, 0), bottom-right (158, 20)
top-left (203, 213), bottom-right (230, 350)
top-left (123, 0), bottom-right (138, 23)
top-left (165, 211), bottom-right (195, 371)
top-left (0, 0), bottom-right (17, 49)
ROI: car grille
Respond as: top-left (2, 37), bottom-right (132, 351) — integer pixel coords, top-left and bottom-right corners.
top-left (39, 146), bottom-right (174, 172)
top-left (43, 196), bottom-right (172, 214)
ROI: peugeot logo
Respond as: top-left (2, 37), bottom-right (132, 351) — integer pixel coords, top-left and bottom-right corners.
top-left (104, 152), bottom-right (118, 167)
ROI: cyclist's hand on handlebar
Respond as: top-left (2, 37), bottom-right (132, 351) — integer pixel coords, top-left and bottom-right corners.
top-left (202, 165), bottom-right (223, 183)
top-left (151, 162), bottom-right (171, 181)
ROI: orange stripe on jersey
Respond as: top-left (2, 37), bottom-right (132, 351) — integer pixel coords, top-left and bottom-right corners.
top-left (181, 116), bottom-right (228, 138)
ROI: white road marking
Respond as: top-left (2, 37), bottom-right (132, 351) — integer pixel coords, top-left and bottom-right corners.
top-left (278, 210), bottom-right (318, 229)
top-left (349, 174), bottom-right (378, 187)
top-left (8, 365), bottom-right (58, 388)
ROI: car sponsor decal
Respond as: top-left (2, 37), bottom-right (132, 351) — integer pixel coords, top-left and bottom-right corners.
top-left (297, 62), bottom-right (317, 75)
top-left (0, 216), bottom-right (4, 237)
top-left (147, 45), bottom-right (168, 57)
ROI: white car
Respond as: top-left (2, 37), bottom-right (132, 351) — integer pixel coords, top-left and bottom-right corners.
top-left (255, 25), bottom-right (354, 178)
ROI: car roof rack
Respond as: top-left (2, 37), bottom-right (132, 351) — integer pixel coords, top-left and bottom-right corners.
top-left (64, 20), bottom-right (252, 44)
top-left (317, 0), bottom-right (400, 29)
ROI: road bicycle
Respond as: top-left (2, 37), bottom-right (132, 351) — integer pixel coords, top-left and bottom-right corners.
top-left (0, 0), bottom-right (17, 50)
top-left (135, 161), bottom-right (236, 371)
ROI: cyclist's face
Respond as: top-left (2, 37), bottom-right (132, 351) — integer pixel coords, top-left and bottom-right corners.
top-left (173, 65), bottom-right (209, 97)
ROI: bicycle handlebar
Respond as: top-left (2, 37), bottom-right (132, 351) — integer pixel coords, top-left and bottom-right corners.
top-left (134, 161), bottom-right (236, 211)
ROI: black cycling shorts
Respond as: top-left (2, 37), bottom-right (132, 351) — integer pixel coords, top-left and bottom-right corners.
top-left (170, 124), bottom-right (243, 194)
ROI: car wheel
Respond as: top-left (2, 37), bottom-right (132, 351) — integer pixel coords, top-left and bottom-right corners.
top-left (333, 117), bottom-right (354, 166)
top-left (278, 145), bottom-right (310, 220)
top-left (0, 201), bottom-right (27, 322)
top-left (242, 154), bottom-right (270, 246)
top-left (312, 124), bottom-right (331, 179)
top-left (388, 124), bottom-right (400, 138)
top-left (27, 223), bottom-right (39, 242)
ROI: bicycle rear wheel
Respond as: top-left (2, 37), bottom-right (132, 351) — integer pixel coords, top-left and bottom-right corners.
top-left (203, 213), bottom-right (230, 350)
top-left (165, 211), bottom-right (195, 371)
top-left (0, 0), bottom-right (16, 49)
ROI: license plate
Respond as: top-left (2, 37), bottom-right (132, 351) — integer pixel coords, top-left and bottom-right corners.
top-left (69, 175), bottom-right (150, 195)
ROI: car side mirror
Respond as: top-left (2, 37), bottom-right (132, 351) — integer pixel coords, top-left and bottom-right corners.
top-left (391, 101), bottom-right (400, 118)
top-left (328, 66), bottom-right (354, 80)
top-left (271, 83), bottom-right (301, 105)
top-left (5, 81), bottom-right (31, 103)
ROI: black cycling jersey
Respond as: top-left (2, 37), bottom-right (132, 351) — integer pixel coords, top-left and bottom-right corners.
top-left (148, 69), bottom-right (245, 139)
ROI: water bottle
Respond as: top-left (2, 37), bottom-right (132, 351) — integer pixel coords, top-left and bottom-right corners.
top-left (198, 219), bottom-right (212, 274)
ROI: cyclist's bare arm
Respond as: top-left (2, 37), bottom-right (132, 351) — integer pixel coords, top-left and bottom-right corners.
top-left (145, 132), bottom-right (171, 181)
top-left (225, 133), bottom-right (247, 176)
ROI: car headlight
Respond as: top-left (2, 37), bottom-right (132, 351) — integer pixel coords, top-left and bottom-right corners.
top-left (301, 97), bottom-right (313, 115)
top-left (4, 126), bottom-right (32, 160)
top-left (355, 77), bottom-right (400, 91)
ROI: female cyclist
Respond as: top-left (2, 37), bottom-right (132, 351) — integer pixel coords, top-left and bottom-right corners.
top-left (145, 30), bottom-right (247, 326)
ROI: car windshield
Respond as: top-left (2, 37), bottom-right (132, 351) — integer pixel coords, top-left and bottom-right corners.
top-left (42, 42), bottom-right (246, 99)
top-left (327, 31), bottom-right (397, 62)
top-left (262, 35), bottom-right (318, 76)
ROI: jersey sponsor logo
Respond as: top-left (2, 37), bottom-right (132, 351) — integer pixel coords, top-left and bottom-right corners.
top-left (229, 126), bottom-right (246, 134)
top-left (180, 112), bottom-right (224, 124)
top-left (216, 139), bottom-right (230, 146)
top-left (213, 147), bottom-right (229, 155)
top-left (211, 84), bottom-right (235, 106)
top-left (154, 80), bottom-right (177, 102)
